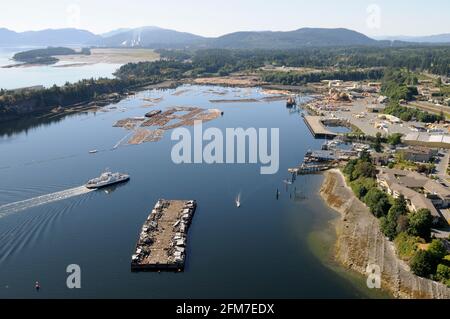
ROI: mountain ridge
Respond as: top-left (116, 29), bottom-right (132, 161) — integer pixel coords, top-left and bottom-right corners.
top-left (1, 26), bottom-right (450, 48)
top-left (374, 33), bottom-right (450, 43)
top-left (0, 28), bottom-right (101, 46)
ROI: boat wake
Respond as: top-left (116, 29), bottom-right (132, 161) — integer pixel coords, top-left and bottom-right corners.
top-left (0, 186), bottom-right (94, 218)
top-left (235, 193), bottom-right (241, 208)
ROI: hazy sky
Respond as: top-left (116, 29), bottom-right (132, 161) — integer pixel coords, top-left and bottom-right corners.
top-left (1, 0), bottom-right (449, 37)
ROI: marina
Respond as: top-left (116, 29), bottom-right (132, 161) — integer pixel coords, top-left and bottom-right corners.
top-left (131, 200), bottom-right (197, 272)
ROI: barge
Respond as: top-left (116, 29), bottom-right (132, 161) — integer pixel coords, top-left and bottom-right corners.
top-left (131, 199), bottom-right (197, 272)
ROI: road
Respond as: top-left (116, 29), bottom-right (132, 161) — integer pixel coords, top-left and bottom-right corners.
top-left (435, 150), bottom-right (450, 186)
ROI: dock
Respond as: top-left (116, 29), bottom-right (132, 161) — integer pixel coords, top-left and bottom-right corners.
top-left (303, 116), bottom-right (337, 139)
top-left (288, 163), bottom-right (332, 175)
top-left (131, 199), bottom-right (197, 272)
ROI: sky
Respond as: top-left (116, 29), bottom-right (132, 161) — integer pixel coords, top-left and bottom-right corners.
top-left (1, 0), bottom-right (449, 37)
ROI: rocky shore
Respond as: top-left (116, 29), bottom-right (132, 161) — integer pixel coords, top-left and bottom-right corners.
top-left (320, 169), bottom-right (450, 299)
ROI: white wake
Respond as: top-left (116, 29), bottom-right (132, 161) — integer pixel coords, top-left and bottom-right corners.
top-left (0, 186), bottom-right (94, 218)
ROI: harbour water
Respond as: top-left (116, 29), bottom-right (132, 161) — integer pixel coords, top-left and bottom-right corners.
top-left (0, 84), bottom-right (387, 298)
top-left (0, 48), bottom-right (119, 90)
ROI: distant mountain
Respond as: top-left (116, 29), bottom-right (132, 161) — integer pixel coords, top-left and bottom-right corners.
top-left (96, 26), bottom-right (206, 48)
top-left (0, 28), bottom-right (18, 44)
top-left (0, 28), bottom-right (101, 47)
top-left (100, 28), bottom-right (132, 38)
top-left (3, 26), bottom-right (449, 49)
top-left (208, 28), bottom-right (377, 49)
top-left (374, 33), bottom-right (450, 43)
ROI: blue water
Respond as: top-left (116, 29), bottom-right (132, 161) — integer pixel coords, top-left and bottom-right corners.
top-left (0, 85), bottom-right (379, 298)
top-left (0, 48), bottom-right (119, 90)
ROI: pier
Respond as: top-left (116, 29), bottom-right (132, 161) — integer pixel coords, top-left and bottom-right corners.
top-left (131, 199), bottom-right (197, 272)
top-left (303, 116), bottom-right (337, 139)
top-left (288, 163), bottom-right (332, 175)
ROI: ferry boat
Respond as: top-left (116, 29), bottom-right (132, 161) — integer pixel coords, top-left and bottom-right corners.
top-left (85, 171), bottom-right (130, 189)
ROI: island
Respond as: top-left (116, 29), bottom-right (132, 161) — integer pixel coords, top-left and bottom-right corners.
top-left (11, 47), bottom-right (91, 66)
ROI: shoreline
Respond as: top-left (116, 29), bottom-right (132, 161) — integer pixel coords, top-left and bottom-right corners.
top-left (0, 80), bottom-right (180, 124)
top-left (320, 169), bottom-right (450, 299)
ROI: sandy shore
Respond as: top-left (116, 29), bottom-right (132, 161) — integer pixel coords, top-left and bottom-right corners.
top-left (320, 169), bottom-right (450, 299)
top-left (57, 48), bottom-right (160, 65)
top-left (190, 75), bottom-right (262, 87)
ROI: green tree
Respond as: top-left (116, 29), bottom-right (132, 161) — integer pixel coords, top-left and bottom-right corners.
top-left (394, 232), bottom-right (420, 261)
top-left (350, 177), bottom-right (377, 199)
top-left (381, 196), bottom-right (408, 240)
top-left (410, 250), bottom-right (434, 277)
top-left (387, 133), bottom-right (402, 146)
top-left (436, 264), bottom-right (450, 284)
top-left (408, 209), bottom-right (433, 240)
top-left (343, 159), bottom-right (357, 179)
top-left (352, 161), bottom-right (376, 180)
top-left (364, 188), bottom-right (391, 217)
top-left (428, 239), bottom-right (448, 261)
top-left (380, 216), bottom-right (397, 240)
top-left (359, 150), bottom-right (372, 163)
top-left (372, 132), bottom-right (383, 152)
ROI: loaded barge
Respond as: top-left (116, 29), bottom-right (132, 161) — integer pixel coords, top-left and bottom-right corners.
top-left (131, 199), bottom-right (197, 272)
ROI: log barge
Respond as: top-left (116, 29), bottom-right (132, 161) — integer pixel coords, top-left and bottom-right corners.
top-left (131, 199), bottom-right (197, 272)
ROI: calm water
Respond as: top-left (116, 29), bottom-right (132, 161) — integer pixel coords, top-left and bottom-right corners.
top-left (0, 85), bottom-right (383, 298)
top-left (325, 125), bottom-right (352, 134)
top-left (0, 48), bottom-right (119, 90)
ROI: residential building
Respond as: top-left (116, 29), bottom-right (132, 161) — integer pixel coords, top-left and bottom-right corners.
top-left (398, 146), bottom-right (437, 163)
top-left (377, 168), bottom-right (450, 223)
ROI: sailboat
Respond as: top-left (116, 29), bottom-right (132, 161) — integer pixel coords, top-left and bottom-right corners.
top-left (236, 193), bottom-right (241, 208)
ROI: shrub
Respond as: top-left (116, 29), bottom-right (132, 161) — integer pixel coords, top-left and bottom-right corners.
top-left (428, 239), bottom-right (448, 261)
top-left (435, 264), bottom-right (450, 284)
top-left (408, 209), bottom-right (433, 240)
top-left (364, 188), bottom-right (391, 217)
top-left (394, 232), bottom-right (421, 261)
top-left (410, 250), bottom-right (434, 277)
top-left (350, 177), bottom-right (376, 200)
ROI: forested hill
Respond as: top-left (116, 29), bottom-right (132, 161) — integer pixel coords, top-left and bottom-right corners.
top-left (208, 28), bottom-right (377, 49)
top-left (3, 26), bottom-right (450, 49)
top-left (97, 27), bottom-right (377, 49)
top-left (0, 27), bottom-right (378, 49)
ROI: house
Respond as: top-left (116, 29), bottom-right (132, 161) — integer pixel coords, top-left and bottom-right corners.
top-left (377, 168), bottom-right (450, 223)
top-left (399, 146), bottom-right (437, 163)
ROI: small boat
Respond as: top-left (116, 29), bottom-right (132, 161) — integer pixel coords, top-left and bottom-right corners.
top-left (145, 110), bottom-right (162, 118)
top-left (89, 150), bottom-right (98, 154)
top-left (236, 194), bottom-right (241, 208)
top-left (86, 171), bottom-right (130, 189)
